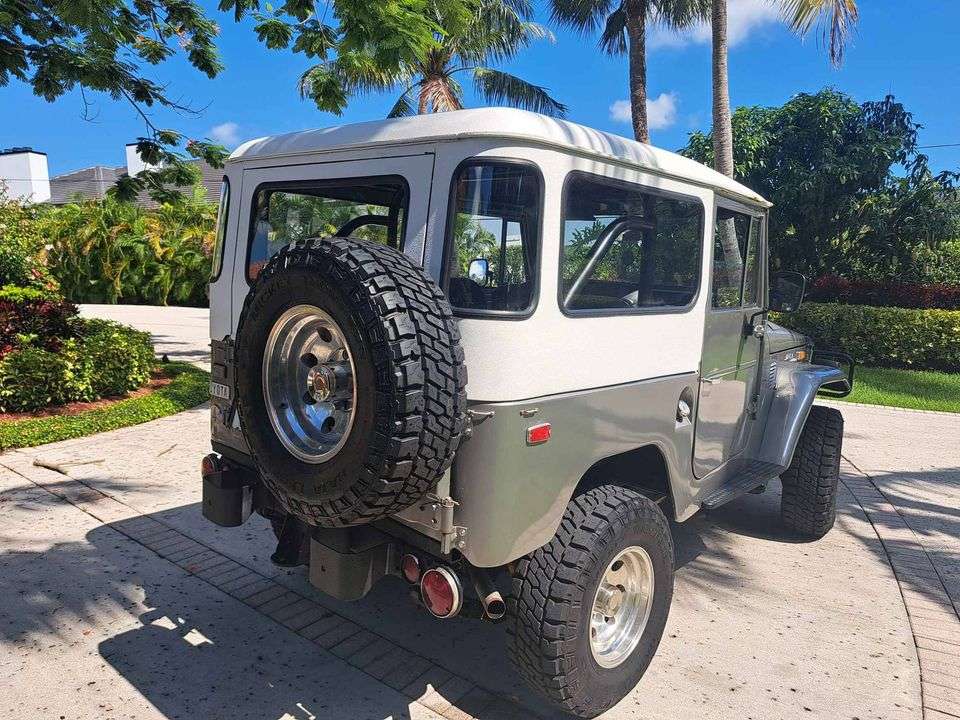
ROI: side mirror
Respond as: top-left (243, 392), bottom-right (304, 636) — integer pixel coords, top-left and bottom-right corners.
top-left (468, 258), bottom-right (489, 286)
top-left (769, 271), bottom-right (806, 312)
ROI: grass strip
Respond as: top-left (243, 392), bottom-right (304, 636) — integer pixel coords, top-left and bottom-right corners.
top-left (0, 362), bottom-right (209, 450)
top-left (831, 366), bottom-right (960, 413)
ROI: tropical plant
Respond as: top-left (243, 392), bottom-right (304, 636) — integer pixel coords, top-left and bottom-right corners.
top-left (0, 190), bottom-right (56, 290)
top-left (43, 190), bottom-right (216, 306)
top-left (550, 0), bottom-right (708, 142)
top-left (710, 0), bottom-right (859, 177)
top-left (299, 0), bottom-right (566, 118)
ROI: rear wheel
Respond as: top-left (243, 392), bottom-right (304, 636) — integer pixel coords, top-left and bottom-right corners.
top-left (507, 486), bottom-right (674, 718)
top-left (780, 405), bottom-right (844, 539)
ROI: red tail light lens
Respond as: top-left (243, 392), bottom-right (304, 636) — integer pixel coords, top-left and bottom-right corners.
top-left (401, 553), bottom-right (421, 583)
top-left (420, 567), bottom-right (461, 618)
top-left (201, 453), bottom-right (221, 478)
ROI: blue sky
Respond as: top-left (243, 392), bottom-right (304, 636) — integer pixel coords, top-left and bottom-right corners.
top-left (3, 0), bottom-right (959, 176)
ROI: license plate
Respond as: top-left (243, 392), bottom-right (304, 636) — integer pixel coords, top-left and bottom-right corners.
top-left (210, 381), bottom-right (231, 400)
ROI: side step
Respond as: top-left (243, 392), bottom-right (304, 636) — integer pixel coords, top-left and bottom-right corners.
top-left (701, 460), bottom-right (784, 510)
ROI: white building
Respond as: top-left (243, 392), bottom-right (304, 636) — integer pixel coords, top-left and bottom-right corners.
top-left (0, 147), bottom-right (51, 202)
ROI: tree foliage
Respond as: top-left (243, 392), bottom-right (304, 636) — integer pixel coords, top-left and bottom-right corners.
top-left (295, 0), bottom-right (565, 117)
top-left (683, 90), bottom-right (960, 282)
top-left (1, 0), bottom-right (478, 199)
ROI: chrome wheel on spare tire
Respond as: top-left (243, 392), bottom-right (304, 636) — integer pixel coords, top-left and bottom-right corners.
top-left (590, 546), bottom-right (655, 669)
top-left (263, 305), bottom-right (357, 463)
top-left (234, 236), bottom-right (467, 528)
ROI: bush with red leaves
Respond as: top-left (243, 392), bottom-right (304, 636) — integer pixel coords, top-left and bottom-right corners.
top-left (0, 286), bottom-right (78, 359)
top-left (808, 275), bottom-right (960, 310)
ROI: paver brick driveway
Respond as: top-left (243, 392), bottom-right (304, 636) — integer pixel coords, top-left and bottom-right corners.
top-left (0, 306), bottom-right (955, 719)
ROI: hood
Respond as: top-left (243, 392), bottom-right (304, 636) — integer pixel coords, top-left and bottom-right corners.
top-left (765, 320), bottom-right (808, 354)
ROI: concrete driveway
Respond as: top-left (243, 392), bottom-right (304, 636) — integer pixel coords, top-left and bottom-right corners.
top-left (0, 306), bottom-right (955, 720)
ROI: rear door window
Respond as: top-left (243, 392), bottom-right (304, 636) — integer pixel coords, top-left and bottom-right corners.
top-left (248, 176), bottom-right (408, 281)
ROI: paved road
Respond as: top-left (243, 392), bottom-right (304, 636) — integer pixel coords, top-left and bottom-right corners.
top-left (4, 402), bottom-right (952, 719)
top-left (80, 304), bottom-right (210, 368)
top-left (1, 305), bottom-right (953, 719)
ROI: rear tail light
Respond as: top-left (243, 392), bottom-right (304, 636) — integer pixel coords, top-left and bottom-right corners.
top-left (201, 453), bottom-right (221, 478)
top-left (420, 566), bottom-right (462, 618)
top-left (401, 553), bottom-right (421, 584)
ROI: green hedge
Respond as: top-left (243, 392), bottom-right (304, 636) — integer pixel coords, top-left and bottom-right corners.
top-left (0, 318), bottom-right (156, 412)
top-left (772, 302), bottom-right (960, 372)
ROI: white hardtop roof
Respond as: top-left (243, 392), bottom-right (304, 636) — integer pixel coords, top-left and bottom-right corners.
top-left (230, 107), bottom-right (769, 207)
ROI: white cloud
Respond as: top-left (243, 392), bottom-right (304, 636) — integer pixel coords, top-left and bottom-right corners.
top-left (649, 0), bottom-right (781, 50)
top-left (209, 121), bottom-right (240, 147)
top-left (647, 92), bottom-right (678, 130)
top-left (609, 93), bottom-right (678, 130)
top-left (609, 99), bottom-right (632, 123)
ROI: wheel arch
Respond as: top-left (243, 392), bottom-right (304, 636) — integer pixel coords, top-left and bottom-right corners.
top-left (572, 443), bottom-right (676, 520)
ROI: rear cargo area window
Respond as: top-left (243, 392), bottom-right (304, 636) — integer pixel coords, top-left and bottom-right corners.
top-left (247, 176), bottom-right (407, 282)
top-left (560, 173), bottom-right (703, 313)
top-left (445, 161), bottom-right (542, 315)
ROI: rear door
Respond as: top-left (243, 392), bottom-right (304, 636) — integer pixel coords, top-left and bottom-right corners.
top-left (230, 152), bottom-right (436, 332)
top-left (693, 202), bottom-right (765, 477)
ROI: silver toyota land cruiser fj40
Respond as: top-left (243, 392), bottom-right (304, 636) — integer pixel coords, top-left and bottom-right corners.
top-left (201, 108), bottom-right (854, 717)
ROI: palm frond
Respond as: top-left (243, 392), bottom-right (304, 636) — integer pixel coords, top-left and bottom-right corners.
top-left (420, 73), bottom-right (464, 113)
top-left (473, 67), bottom-right (567, 117)
top-left (387, 88), bottom-right (418, 118)
top-left (598, 3), bottom-right (626, 55)
top-left (781, 0), bottom-right (859, 66)
top-left (549, 0), bottom-right (617, 34)
top-left (650, 0), bottom-right (710, 28)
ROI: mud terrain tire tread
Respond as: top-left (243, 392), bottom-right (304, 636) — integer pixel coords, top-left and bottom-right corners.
top-left (780, 405), bottom-right (843, 539)
top-left (507, 486), bottom-right (674, 718)
top-left (235, 236), bottom-right (466, 527)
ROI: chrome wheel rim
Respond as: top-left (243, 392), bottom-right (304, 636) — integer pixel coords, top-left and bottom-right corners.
top-left (263, 304), bottom-right (357, 463)
top-left (589, 545), bottom-right (655, 669)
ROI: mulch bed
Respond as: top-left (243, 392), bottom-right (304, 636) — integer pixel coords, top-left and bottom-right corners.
top-left (0, 370), bottom-right (174, 422)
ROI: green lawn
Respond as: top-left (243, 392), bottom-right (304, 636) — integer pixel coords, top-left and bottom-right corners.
top-left (831, 366), bottom-right (960, 413)
top-left (0, 362), bottom-right (209, 451)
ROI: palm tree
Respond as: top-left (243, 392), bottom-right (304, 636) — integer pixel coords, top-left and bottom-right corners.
top-left (711, 0), bottom-right (859, 177)
top-left (551, 0), bottom-right (707, 143)
top-left (299, 0), bottom-right (566, 118)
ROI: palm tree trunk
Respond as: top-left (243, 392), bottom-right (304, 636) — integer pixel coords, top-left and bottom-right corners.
top-left (711, 0), bottom-right (735, 177)
top-left (625, 0), bottom-right (649, 144)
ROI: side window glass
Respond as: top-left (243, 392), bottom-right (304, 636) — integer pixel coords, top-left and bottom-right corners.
top-left (210, 177), bottom-right (229, 280)
top-left (248, 177), bottom-right (407, 281)
top-left (742, 216), bottom-right (762, 307)
top-left (711, 207), bottom-right (751, 308)
top-left (560, 174), bottom-right (703, 312)
top-left (446, 163), bottom-right (541, 314)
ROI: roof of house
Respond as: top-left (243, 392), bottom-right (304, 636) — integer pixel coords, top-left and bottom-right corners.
top-left (230, 107), bottom-right (769, 207)
top-left (48, 160), bottom-right (224, 207)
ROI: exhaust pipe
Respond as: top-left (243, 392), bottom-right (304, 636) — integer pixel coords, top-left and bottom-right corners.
top-left (469, 567), bottom-right (506, 621)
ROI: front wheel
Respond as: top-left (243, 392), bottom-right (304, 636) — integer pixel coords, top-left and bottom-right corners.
top-left (507, 486), bottom-right (674, 718)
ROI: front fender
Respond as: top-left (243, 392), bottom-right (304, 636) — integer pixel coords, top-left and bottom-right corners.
top-left (758, 362), bottom-right (845, 469)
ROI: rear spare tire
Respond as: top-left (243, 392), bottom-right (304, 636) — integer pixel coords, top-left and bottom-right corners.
top-left (234, 237), bottom-right (467, 527)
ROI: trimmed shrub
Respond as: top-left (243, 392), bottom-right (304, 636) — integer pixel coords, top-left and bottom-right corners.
top-left (0, 317), bottom-right (156, 412)
top-left (79, 319), bottom-right (155, 396)
top-left (773, 302), bottom-right (960, 372)
top-left (808, 275), bottom-right (960, 310)
top-left (0, 339), bottom-right (93, 412)
top-left (0, 284), bottom-right (78, 358)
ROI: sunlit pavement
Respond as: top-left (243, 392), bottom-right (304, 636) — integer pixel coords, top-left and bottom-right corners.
top-left (0, 306), bottom-right (953, 719)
